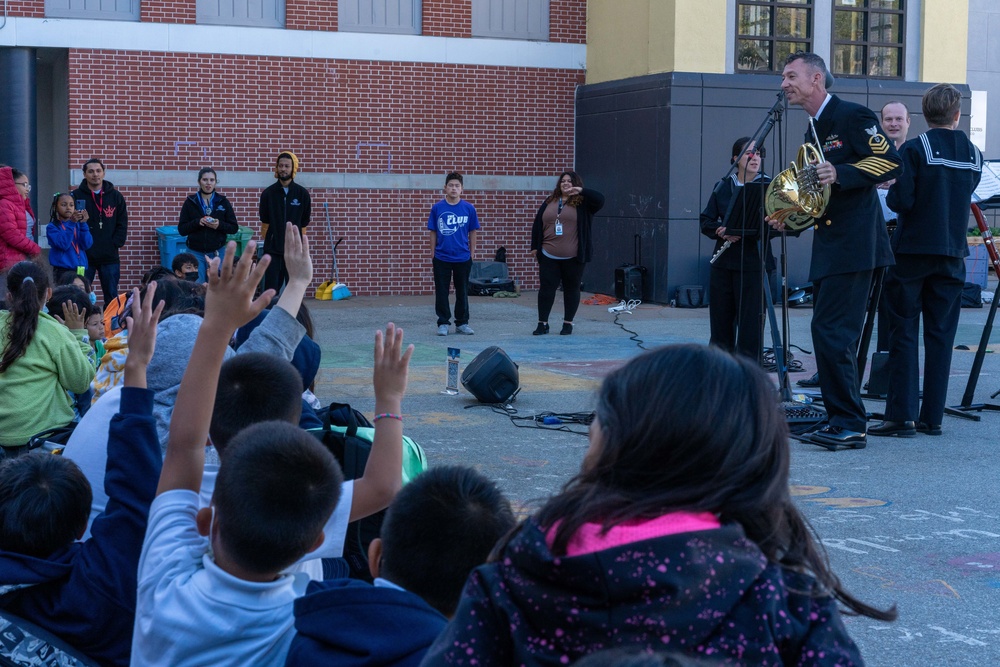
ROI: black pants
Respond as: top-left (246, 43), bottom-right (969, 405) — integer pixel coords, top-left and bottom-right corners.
top-left (537, 254), bottom-right (584, 323)
top-left (85, 262), bottom-right (120, 307)
top-left (433, 258), bottom-right (472, 326)
top-left (883, 255), bottom-right (964, 426)
top-left (812, 270), bottom-right (873, 433)
top-left (263, 254), bottom-right (289, 294)
top-left (708, 265), bottom-right (764, 362)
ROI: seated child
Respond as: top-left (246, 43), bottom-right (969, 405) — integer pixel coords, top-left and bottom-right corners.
top-left (286, 465), bottom-right (516, 667)
top-left (0, 284), bottom-right (165, 666)
top-left (100, 265), bottom-right (173, 340)
top-left (423, 344), bottom-right (896, 666)
top-left (0, 262), bottom-right (94, 451)
top-left (131, 240), bottom-right (414, 666)
top-left (172, 251), bottom-right (199, 281)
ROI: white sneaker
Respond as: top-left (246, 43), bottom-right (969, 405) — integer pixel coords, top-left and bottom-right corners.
top-left (456, 324), bottom-right (475, 335)
top-left (437, 324), bottom-right (449, 336)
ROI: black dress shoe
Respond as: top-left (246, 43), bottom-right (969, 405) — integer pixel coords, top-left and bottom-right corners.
top-left (809, 425), bottom-right (867, 450)
top-left (869, 420), bottom-right (916, 437)
top-left (797, 372), bottom-right (820, 388)
top-left (916, 422), bottom-right (943, 436)
top-left (559, 322), bottom-right (573, 335)
top-left (532, 322), bottom-right (549, 336)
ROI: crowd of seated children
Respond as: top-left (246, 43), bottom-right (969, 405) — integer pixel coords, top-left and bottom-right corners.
top-left (423, 343), bottom-right (892, 666)
top-left (0, 261), bottom-right (95, 452)
top-left (286, 464), bottom-right (516, 667)
top-left (130, 241), bottom-right (413, 666)
top-left (0, 283), bottom-right (164, 666)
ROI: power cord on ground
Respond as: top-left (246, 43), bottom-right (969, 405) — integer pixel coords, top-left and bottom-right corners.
top-left (607, 299), bottom-right (647, 350)
top-left (463, 403), bottom-right (593, 436)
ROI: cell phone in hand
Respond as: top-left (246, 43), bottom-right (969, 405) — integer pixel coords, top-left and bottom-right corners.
top-left (75, 200), bottom-right (87, 211)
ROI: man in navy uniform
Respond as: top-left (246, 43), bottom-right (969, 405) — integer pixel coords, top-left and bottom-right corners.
top-left (871, 84), bottom-right (982, 438)
top-left (770, 52), bottom-right (902, 450)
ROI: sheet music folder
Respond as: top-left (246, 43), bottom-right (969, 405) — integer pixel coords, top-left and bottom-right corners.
top-left (723, 181), bottom-right (766, 237)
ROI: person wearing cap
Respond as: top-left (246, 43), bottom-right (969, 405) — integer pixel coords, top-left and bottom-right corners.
top-left (258, 151), bottom-right (311, 293)
top-left (71, 158), bottom-right (129, 306)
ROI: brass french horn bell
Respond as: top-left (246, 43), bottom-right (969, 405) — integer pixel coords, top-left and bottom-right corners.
top-left (765, 129), bottom-right (831, 231)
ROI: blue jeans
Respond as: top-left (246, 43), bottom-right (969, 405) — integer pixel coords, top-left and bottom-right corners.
top-left (85, 262), bottom-right (121, 307)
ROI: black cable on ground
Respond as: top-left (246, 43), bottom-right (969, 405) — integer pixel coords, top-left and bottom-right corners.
top-left (761, 347), bottom-right (804, 373)
top-left (613, 312), bottom-right (647, 350)
top-left (463, 403), bottom-right (593, 436)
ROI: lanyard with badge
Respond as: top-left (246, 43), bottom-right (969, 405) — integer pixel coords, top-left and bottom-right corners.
top-left (555, 199), bottom-right (564, 236)
top-left (91, 190), bottom-right (104, 230)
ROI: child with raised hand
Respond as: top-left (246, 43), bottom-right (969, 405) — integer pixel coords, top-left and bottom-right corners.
top-left (0, 283), bottom-right (165, 666)
top-left (131, 236), bottom-right (414, 666)
top-left (423, 344), bottom-right (894, 667)
top-left (0, 261), bottom-right (94, 451)
top-left (46, 192), bottom-right (93, 285)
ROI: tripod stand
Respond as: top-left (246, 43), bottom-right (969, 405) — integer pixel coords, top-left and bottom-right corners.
top-left (944, 202), bottom-right (1000, 420)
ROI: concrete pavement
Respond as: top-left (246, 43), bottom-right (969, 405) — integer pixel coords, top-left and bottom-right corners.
top-left (308, 286), bottom-right (1000, 666)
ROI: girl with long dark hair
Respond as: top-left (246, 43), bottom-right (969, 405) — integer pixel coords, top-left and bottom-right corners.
top-left (424, 344), bottom-right (893, 666)
top-left (529, 171), bottom-right (604, 336)
top-left (0, 262), bottom-right (95, 452)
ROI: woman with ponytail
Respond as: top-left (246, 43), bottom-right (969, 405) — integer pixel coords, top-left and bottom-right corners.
top-left (0, 262), bottom-right (95, 453)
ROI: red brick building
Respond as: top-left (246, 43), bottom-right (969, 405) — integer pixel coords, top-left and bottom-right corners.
top-left (1, 1), bottom-right (586, 295)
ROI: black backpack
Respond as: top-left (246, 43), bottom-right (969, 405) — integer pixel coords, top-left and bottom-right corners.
top-left (311, 403), bottom-right (383, 582)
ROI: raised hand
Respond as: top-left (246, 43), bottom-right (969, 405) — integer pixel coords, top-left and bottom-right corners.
top-left (373, 322), bottom-right (413, 413)
top-left (204, 240), bottom-right (274, 332)
top-left (283, 221), bottom-right (313, 287)
top-left (61, 300), bottom-right (86, 330)
top-left (125, 283), bottom-right (167, 369)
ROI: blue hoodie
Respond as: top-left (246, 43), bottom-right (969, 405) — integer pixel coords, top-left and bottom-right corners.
top-left (286, 578), bottom-right (447, 667)
top-left (0, 388), bottom-right (160, 667)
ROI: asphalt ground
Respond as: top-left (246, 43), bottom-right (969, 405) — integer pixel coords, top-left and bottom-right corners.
top-left (308, 284), bottom-right (1000, 667)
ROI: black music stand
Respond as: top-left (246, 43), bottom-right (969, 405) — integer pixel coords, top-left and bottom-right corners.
top-left (944, 197), bottom-right (1000, 420)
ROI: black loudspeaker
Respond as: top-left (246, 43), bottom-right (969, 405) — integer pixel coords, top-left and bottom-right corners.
top-left (615, 265), bottom-right (644, 301)
top-left (462, 346), bottom-right (519, 403)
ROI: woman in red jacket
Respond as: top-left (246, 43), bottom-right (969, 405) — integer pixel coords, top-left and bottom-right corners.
top-left (0, 166), bottom-right (42, 272)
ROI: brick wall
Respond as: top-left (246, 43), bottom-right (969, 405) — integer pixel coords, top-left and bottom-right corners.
top-left (68, 47), bottom-right (582, 294)
top-left (112, 187), bottom-right (551, 297)
top-left (141, 0), bottom-right (195, 24)
top-left (52, 0), bottom-right (586, 297)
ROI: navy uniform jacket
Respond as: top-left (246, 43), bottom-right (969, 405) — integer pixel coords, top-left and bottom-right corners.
top-left (806, 96), bottom-right (902, 282)
top-left (887, 128), bottom-right (982, 258)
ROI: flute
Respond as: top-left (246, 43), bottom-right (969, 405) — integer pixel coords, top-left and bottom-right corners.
top-left (710, 240), bottom-right (732, 265)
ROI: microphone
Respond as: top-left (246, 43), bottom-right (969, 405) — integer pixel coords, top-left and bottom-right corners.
top-left (825, 70), bottom-right (835, 90)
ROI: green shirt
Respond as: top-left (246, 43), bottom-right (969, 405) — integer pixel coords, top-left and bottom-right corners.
top-left (0, 311), bottom-right (95, 447)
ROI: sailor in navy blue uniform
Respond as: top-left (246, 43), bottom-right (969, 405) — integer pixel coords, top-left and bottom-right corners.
top-left (770, 52), bottom-right (902, 450)
top-left (870, 83), bottom-right (983, 438)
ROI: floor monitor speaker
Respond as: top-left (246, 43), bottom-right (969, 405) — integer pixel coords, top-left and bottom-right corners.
top-left (461, 346), bottom-right (519, 403)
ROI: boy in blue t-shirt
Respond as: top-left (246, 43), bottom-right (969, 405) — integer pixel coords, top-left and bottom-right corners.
top-left (427, 172), bottom-right (480, 336)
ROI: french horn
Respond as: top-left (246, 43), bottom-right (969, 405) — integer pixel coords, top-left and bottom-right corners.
top-left (765, 121), bottom-right (830, 231)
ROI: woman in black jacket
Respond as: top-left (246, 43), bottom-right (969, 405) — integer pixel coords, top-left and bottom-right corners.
top-left (178, 167), bottom-right (239, 281)
top-left (529, 171), bottom-right (604, 336)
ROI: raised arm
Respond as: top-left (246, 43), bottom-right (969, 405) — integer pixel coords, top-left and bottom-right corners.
top-left (349, 322), bottom-right (413, 522)
top-left (158, 242), bottom-right (273, 495)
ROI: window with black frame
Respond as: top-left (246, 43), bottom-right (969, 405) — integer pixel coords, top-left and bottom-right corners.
top-left (736, 0), bottom-right (813, 73)
top-left (832, 0), bottom-right (904, 78)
